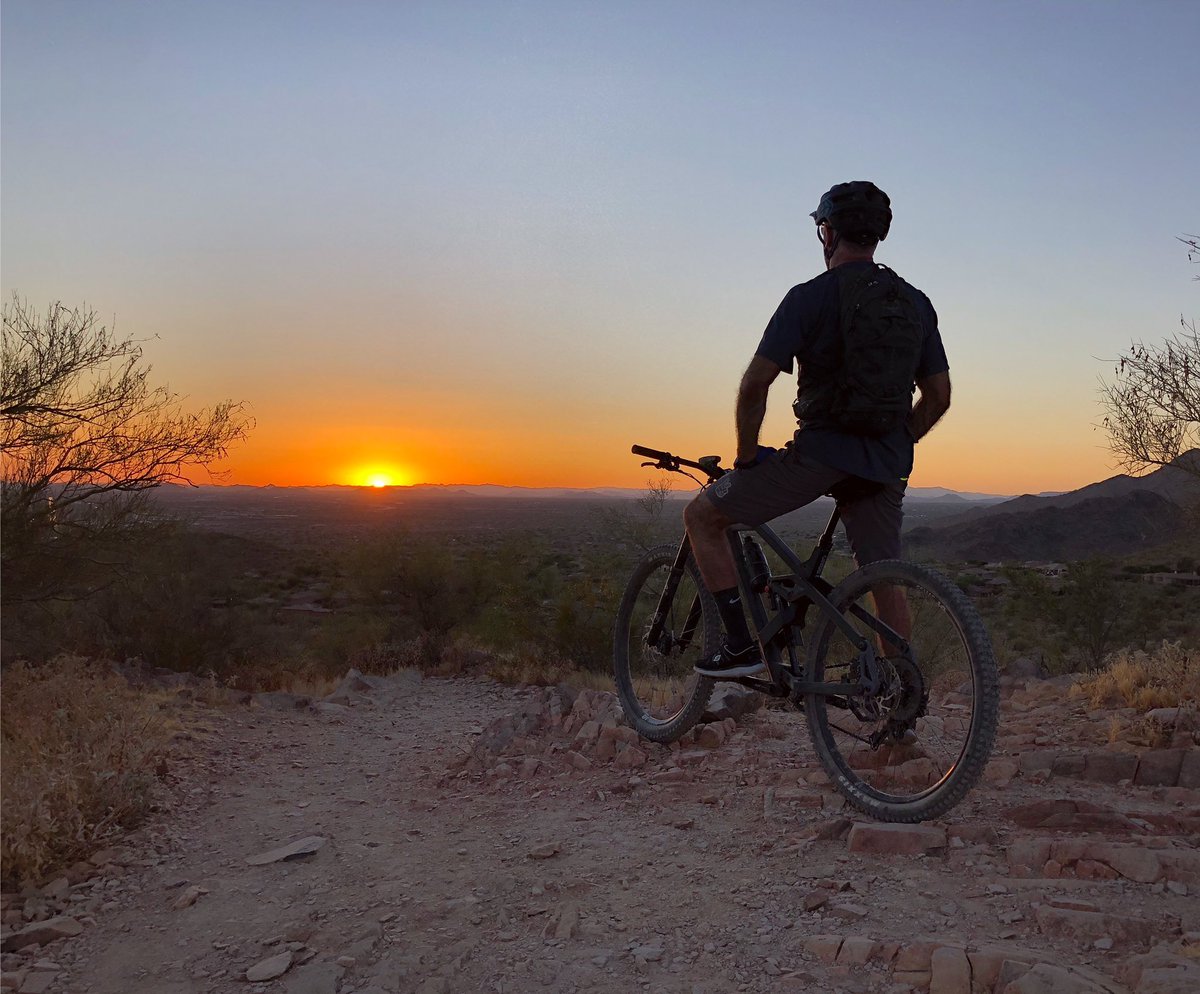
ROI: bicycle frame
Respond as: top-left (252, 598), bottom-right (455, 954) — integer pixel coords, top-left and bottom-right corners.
top-left (646, 504), bottom-right (911, 703)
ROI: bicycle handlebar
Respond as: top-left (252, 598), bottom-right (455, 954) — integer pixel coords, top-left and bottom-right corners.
top-left (630, 444), bottom-right (725, 481)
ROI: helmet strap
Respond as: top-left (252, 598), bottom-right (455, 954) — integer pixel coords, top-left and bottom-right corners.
top-left (823, 228), bottom-right (841, 268)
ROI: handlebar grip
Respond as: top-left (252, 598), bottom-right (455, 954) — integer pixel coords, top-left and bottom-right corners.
top-left (631, 444), bottom-right (672, 461)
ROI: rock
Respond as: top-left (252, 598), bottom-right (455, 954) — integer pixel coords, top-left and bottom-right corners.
top-left (246, 836), bottom-right (326, 866)
top-left (847, 823), bottom-right (946, 856)
top-left (701, 685), bottom-right (764, 722)
top-left (253, 692), bottom-right (312, 711)
top-left (1017, 749), bottom-right (1058, 774)
top-left (696, 724), bottom-right (727, 749)
top-left (802, 936), bottom-right (842, 964)
top-left (631, 945), bottom-right (663, 962)
top-left (985, 758), bottom-right (1020, 786)
top-left (571, 720), bottom-right (601, 749)
top-left (1005, 798), bottom-right (1137, 833)
top-left (1081, 751), bottom-right (1140, 784)
top-left (0, 917), bottom-right (83, 952)
top-left (802, 890), bottom-right (829, 911)
top-left (285, 961), bottom-right (345, 994)
top-left (415, 980), bottom-right (451, 994)
top-left (1000, 962), bottom-right (1113, 994)
top-left (1135, 750), bottom-right (1187, 787)
top-left (894, 941), bottom-right (938, 972)
top-left (1179, 750), bottom-right (1200, 789)
top-left (1035, 904), bottom-right (1156, 946)
top-left (835, 936), bottom-right (876, 965)
top-left (527, 843), bottom-right (560, 860)
top-left (552, 904), bottom-right (580, 940)
top-left (967, 946), bottom-right (1038, 991)
top-left (613, 747), bottom-right (647, 769)
top-left (1007, 839), bottom-right (1053, 876)
top-left (827, 902), bottom-right (869, 921)
top-left (310, 702), bottom-right (350, 719)
top-left (171, 885), bottom-right (205, 910)
top-left (929, 945), bottom-right (971, 994)
top-left (16, 971), bottom-right (56, 994)
top-left (1005, 657), bottom-right (1047, 679)
top-left (246, 951), bottom-right (294, 982)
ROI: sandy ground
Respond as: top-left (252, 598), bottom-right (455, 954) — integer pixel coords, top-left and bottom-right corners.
top-left (6, 670), bottom-right (1199, 994)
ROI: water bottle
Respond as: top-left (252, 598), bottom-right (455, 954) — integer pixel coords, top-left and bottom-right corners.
top-left (743, 536), bottom-right (771, 592)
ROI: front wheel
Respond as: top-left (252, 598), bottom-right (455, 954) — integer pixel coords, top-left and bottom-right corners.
top-left (613, 544), bottom-right (718, 742)
top-left (803, 559), bottom-right (999, 822)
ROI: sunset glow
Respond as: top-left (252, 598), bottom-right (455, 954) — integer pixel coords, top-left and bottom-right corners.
top-left (350, 465), bottom-right (414, 489)
top-left (4, 4), bottom-right (1196, 498)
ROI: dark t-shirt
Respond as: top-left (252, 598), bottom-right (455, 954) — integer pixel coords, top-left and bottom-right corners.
top-left (755, 260), bottom-right (948, 484)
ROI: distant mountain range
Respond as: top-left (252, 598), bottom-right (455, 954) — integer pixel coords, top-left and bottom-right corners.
top-left (905, 451), bottom-right (1200, 562)
top-left (197, 481), bottom-right (1012, 503)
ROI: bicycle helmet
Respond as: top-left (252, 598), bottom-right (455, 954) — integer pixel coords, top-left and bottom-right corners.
top-left (811, 181), bottom-right (892, 244)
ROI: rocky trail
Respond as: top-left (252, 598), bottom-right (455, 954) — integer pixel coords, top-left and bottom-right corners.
top-left (2, 666), bottom-right (1198, 994)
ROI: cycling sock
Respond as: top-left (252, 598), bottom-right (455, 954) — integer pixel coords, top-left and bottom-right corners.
top-left (712, 587), bottom-right (752, 652)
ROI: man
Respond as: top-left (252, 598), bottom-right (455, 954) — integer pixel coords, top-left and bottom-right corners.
top-left (683, 181), bottom-right (951, 678)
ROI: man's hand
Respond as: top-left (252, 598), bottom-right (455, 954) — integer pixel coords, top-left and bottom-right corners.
top-left (734, 444), bottom-right (777, 470)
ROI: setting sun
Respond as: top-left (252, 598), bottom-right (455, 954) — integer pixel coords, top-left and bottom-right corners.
top-left (346, 463), bottom-right (415, 488)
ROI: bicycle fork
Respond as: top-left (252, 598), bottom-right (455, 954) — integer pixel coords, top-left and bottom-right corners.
top-left (645, 537), bottom-right (705, 654)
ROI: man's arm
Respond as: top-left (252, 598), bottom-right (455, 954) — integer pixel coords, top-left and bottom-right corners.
top-left (908, 370), bottom-right (951, 442)
top-left (735, 355), bottom-right (782, 463)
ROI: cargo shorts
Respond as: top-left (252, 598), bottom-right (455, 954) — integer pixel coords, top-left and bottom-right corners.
top-left (703, 447), bottom-right (905, 566)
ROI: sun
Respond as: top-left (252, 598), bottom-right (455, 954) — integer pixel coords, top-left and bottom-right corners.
top-left (349, 463), bottom-right (415, 488)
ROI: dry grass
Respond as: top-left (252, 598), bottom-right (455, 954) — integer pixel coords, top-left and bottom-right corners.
top-left (1, 655), bottom-right (170, 889)
top-left (1072, 641), bottom-right (1199, 711)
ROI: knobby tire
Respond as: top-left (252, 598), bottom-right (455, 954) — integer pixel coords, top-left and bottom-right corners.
top-left (803, 559), bottom-right (999, 822)
top-left (613, 544), bottom-right (718, 742)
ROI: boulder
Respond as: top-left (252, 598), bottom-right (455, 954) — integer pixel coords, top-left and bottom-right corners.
top-left (701, 684), bottom-right (764, 722)
top-left (847, 822), bottom-right (946, 856)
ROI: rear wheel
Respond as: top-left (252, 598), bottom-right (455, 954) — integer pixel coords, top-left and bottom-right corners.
top-left (803, 559), bottom-right (998, 822)
top-left (613, 544), bottom-right (718, 742)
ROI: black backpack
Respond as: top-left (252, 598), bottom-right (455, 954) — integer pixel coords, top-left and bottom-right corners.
top-left (795, 264), bottom-right (925, 437)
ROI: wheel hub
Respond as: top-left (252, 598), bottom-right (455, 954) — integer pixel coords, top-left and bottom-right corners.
top-left (848, 651), bottom-right (926, 725)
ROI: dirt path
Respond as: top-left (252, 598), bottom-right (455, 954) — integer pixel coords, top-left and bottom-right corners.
top-left (4, 670), bottom-right (1199, 994)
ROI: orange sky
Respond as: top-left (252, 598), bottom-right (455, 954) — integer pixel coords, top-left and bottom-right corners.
top-left (5, 4), bottom-right (1194, 499)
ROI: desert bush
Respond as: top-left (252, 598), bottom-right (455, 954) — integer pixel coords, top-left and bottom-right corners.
top-left (1, 296), bottom-right (250, 606)
top-left (1, 656), bottom-right (169, 888)
top-left (1072, 641), bottom-right (1199, 711)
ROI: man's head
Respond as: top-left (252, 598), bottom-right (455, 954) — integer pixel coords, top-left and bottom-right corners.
top-left (811, 181), bottom-right (892, 268)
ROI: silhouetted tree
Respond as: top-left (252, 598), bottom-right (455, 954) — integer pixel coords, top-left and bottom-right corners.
top-left (1100, 238), bottom-right (1199, 481)
top-left (1, 296), bottom-right (252, 604)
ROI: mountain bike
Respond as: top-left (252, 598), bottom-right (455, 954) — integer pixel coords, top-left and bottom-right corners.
top-left (612, 444), bottom-right (999, 822)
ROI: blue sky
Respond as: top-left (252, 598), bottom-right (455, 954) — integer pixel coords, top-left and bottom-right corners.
top-left (3, 1), bottom-right (1197, 490)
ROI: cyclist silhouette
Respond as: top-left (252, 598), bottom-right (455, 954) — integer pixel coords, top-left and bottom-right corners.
top-left (684, 181), bottom-right (952, 678)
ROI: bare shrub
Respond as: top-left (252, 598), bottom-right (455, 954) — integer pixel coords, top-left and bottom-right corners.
top-left (1, 296), bottom-right (252, 607)
top-left (1071, 641), bottom-right (1198, 711)
top-left (1, 656), bottom-right (170, 888)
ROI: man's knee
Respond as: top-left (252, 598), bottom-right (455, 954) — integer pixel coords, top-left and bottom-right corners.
top-left (684, 494), bottom-right (726, 535)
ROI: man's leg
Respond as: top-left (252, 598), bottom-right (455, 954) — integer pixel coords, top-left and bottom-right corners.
top-left (685, 450), bottom-right (849, 677)
top-left (683, 495), bottom-right (737, 594)
top-left (839, 482), bottom-right (909, 652)
top-left (683, 494), bottom-right (759, 673)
